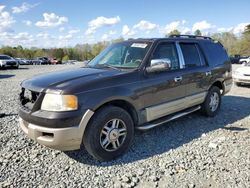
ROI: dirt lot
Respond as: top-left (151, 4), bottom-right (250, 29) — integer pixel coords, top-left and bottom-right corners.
top-left (0, 64), bottom-right (249, 188)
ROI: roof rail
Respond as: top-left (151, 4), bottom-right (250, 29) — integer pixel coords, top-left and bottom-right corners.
top-left (169, 35), bottom-right (212, 40)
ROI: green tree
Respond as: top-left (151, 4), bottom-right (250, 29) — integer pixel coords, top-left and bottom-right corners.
top-left (62, 55), bottom-right (69, 61)
top-left (211, 32), bottom-right (237, 55)
top-left (243, 24), bottom-right (250, 35)
top-left (194, 29), bottom-right (202, 36)
top-left (166, 29), bottom-right (181, 37)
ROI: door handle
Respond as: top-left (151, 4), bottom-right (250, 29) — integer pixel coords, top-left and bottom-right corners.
top-left (205, 71), bottom-right (212, 76)
top-left (174, 76), bottom-right (182, 82)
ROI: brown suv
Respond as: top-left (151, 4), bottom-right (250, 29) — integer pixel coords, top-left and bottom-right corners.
top-left (19, 35), bottom-right (232, 161)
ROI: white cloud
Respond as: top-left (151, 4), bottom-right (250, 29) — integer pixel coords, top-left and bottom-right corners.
top-left (133, 20), bottom-right (158, 31)
top-left (35, 13), bottom-right (68, 28)
top-left (232, 23), bottom-right (250, 34)
top-left (162, 20), bottom-right (190, 34)
top-left (12, 2), bottom-right (39, 14)
top-left (163, 21), bottom-right (181, 33)
top-left (23, 20), bottom-right (32, 26)
top-left (36, 32), bottom-right (50, 39)
top-left (182, 27), bottom-right (191, 34)
top-left (59, 34), bottom-right (73, 40)
top-left (85, 16), bottom-right (120, 35)
top-left (0, 32), bottom-right (34, 47)
top-left (68, 29), bottom-right (80, 34)
top-left (101, 34), bottom-right (109, 40)
top-left (122, 25), bottom-right (136, 36)
top-left (192, 20), bottom-right (215, 32)
top-left (101, 30), bottom-right (117, 41)
top-left (109, 30), bottom-right (117, 35)
top-left (0, 5), bottom-right (15, 31)
top-left (59, 27), bottom-right (65, 32)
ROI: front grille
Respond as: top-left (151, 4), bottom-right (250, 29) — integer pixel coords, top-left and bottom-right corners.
top-left (6, 61), bottom-right (16, 65)
top-left (20, 88), bottom-right (40, 111)
top-left (239, 79), bottom-right (250, 83)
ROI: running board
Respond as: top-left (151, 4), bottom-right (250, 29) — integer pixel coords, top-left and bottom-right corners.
top-left (136, 106), bottom-right (201, 131)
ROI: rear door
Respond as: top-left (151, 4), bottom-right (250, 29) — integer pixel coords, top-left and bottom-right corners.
top-left (178, 42), bottom-right (211, 107)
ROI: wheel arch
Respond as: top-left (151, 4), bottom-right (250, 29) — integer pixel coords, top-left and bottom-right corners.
top-left (210, 80), bottom-right (223, 93)
top-left (92, 99), bottom-right (139, 126)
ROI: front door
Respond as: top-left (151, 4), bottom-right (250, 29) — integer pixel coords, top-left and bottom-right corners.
top-left (141, 42), bottom-right (187, 122)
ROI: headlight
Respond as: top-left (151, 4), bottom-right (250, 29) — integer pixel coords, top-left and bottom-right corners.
top-left (41, 94), bottom-right (78, 111)
top-left (0, 60), bottom-right (6, 65)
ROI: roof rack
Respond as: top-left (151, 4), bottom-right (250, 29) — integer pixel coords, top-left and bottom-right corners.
top-left (169, 35), bottom-right (212, 40)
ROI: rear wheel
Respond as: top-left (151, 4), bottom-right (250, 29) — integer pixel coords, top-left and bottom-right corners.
top-left (83, 106), bottom-right (134, 161)
top-left (201, 86), bottom-right (221, 117)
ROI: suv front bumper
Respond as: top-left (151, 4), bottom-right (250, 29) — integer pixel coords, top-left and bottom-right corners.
top-left (19, 109), bottom-right (94, 151)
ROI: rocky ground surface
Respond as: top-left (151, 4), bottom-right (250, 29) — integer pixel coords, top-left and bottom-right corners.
top-left (0, 64), bottom-right (249, 188)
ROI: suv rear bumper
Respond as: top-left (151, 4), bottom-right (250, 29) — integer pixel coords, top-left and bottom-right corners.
top-left (19, 109), bottom-right (94, 151)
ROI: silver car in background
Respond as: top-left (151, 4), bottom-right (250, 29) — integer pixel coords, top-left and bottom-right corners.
top-left (233, 62), bottom-right (250, 86)
top-left (0, 55), bottom-right (19, 69)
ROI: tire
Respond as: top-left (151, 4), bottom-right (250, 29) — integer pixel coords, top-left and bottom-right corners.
top-left (201, 86), bottom-right (221, 117)
top-left (83, 106), bottom-right (134, 161)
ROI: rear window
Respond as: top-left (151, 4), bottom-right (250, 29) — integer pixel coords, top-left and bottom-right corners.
top-left (0, 55), bottom-right (11, 60)
top-left (201, 42), bottom-right (229, 66)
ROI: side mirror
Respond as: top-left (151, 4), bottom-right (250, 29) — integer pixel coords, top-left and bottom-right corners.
top-left (146, 58), bottom-right (171, 73)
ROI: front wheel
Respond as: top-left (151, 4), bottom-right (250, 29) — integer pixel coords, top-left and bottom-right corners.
top-left (83, 106), bottom-right (134, 161)
top-left (201, 86), bottom-right (221, 117)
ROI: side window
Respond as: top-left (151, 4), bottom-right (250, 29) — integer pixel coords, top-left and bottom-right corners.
top-left (180, 43), bottom-right (202, 68)
top-left (151, 43), bottom-right (180, 70)
top-left (202, 42), bottom-right (229, 66)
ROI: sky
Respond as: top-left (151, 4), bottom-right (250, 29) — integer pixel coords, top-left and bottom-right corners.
top-left (0, 0), bottom-right (249, 48)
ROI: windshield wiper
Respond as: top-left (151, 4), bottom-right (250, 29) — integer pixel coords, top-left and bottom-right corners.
top-left (96, 64), bottom-right (121, 71)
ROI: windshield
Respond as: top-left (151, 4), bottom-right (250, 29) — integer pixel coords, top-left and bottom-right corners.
top-left (88, 41), bottom-right (151, 70)
top-left (0, 55), bottom-right (12, 60)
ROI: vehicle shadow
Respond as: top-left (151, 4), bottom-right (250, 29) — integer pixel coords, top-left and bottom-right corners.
top-left (17, 67), bottom-right (29, 70)
top-left (237, 85), bottom-right (250, 88)
top-left (65, 95), bottom-right (250, 166)
top-left (0, 74), bottom-right (15, 79)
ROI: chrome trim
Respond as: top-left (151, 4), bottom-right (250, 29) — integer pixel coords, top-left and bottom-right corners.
top-left (175, 42), bottom-right (185, 69)
top-left (137, 106), bottom-right (201, 130)
top-left (145, 92), bottom-right (206, 122)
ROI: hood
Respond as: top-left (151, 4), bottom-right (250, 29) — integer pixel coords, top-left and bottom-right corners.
top-left (0, 59), bottom-right (17, 62)
top-left (236, 67), bottom-right (250, 75)
top-left (21, 67), bottom-right (122, 93)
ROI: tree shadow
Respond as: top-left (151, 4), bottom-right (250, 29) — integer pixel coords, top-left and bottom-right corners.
top-left (65, 95), bottom-right (250, 166)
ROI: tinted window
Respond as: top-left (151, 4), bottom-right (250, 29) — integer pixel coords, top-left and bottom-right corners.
top-left (180, 43), bottom-right (202, 68)
top-left (0, 55), bottom-right (11, 60)
top-left (202, 42), bottom-right (229, 66)
top-left (152, 43), bottom-right (179, 70)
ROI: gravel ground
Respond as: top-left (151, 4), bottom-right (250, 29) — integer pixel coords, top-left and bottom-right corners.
top-left (0, 64), bottom-right (249, 188)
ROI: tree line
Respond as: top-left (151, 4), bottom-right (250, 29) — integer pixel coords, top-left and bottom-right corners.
top-left (0, 25), bottom-right (249, 61)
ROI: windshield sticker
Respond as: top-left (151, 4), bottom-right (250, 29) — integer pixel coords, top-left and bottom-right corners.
top-left (131, 43), bottom-right (148, 48)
